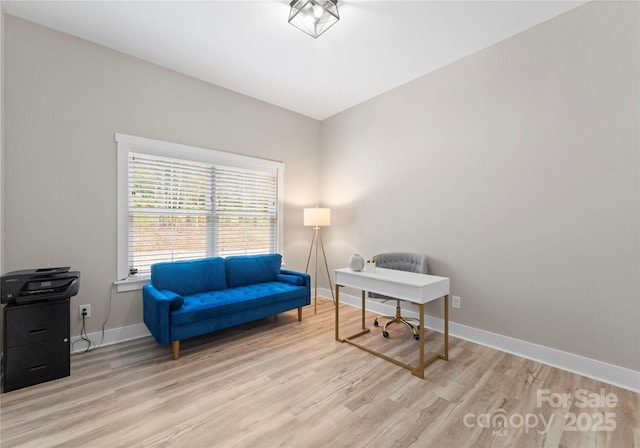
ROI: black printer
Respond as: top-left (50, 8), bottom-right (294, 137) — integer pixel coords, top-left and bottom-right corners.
top-left (1, 267), bottom-right (80, 305)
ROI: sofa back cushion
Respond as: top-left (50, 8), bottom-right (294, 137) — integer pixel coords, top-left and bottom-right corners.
top-left (151, 257), bottom-right (227, 296)
top-left (225, 254), bottom-right (282, 288)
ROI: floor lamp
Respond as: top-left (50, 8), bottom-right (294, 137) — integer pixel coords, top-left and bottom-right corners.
top-left (304, 207), bottom-right (335, 313)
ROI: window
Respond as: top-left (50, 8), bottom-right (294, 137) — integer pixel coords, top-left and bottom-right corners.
top-left (116, 134), bottom-right (283, 290)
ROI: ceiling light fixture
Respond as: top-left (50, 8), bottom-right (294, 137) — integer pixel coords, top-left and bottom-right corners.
top-left (288, 0), bottom-right (339, 39)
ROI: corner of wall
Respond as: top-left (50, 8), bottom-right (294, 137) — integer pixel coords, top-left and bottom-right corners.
top-left (0, 6), bottom-right (4, 276)
top-left (0, 5), bottom-right (5, 351)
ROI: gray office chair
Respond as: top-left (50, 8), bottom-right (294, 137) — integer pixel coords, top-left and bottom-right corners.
top-left (370, 252), bottom-right (428, 340)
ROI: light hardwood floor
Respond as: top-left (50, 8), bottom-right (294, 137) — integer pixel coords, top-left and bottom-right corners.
top-left (1, 298), bottom-right (638, 448)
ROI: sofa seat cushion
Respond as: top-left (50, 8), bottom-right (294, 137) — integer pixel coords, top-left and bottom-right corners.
top-left (171, 282), bottom-right (306, 326)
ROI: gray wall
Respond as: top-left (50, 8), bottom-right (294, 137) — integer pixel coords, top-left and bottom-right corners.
top-left (2, 15), bottom-right (320, 336)
top-left (320, 1), bottom-right (639, 371)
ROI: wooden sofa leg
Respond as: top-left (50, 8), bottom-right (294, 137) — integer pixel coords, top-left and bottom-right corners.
top-left (298, 307), bottom-right (302, 321)
top-left (172, 341), bottom-right (180, 360)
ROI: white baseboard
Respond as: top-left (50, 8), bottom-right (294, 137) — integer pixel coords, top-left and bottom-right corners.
top-left (324, 287), bottom-right (640, 393)
top-left (68, 291), bottom-right (639, 393)
top-left (70, 323), bottom-right (150, 355)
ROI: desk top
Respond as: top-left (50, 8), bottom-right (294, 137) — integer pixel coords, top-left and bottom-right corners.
top-left (335, 267), bottom-right (449, 304)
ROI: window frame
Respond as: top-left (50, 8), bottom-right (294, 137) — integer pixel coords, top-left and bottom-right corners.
top-left (115, 133), bottom-right (284, 292)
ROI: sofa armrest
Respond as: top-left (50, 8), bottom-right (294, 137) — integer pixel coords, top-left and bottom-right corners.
top-left (280, 269), bottom-right (311, 302)
top-left (276, 274), bottom-right (304, 286)
top-left (143, 284), bottom-right (182, 344)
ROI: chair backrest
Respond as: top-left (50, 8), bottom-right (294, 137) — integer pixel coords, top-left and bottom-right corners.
top-left (369, 252), bottom-right (428, 300)
top-left (374, 252), bottom-right (428, 274)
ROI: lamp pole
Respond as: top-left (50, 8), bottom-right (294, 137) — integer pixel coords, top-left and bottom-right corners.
top-left (305, 225), bottom-right (335, 313)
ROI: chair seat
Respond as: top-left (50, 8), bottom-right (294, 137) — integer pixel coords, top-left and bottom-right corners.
top-left (172, 282), bottom-right (305, 326)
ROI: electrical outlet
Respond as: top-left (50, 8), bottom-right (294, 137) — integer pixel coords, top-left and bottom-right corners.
top-left (452, 296), bottom-right (461, 309)
top-left (79, 304), bottom-right (91, 319)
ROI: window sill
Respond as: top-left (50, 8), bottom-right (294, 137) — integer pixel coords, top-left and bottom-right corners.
top-left (115, 276), bottom-right (149, 292)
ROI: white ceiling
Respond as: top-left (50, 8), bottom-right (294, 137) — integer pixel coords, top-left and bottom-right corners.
top-left (2, 0), bottom-right (586, 120)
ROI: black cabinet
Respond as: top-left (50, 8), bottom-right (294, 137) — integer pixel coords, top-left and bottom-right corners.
top-left (2, 299), bottom-right (70, 392)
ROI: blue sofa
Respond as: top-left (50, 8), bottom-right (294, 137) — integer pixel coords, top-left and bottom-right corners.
top-left (143, 254), bottom-right (310, 359)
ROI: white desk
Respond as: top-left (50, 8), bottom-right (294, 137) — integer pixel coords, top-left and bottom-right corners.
top-left (334, 267), bottom-right (450, 378)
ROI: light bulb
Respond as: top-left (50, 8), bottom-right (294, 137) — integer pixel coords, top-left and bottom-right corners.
top-left (305, 15), bottom-right (316, 28)
top-left (313, 5), bottom-right (323, 18)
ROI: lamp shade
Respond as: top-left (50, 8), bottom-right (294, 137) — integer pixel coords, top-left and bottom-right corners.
top-left (289, 0), bottom-right (339, 39)
top-left (304, 207), bottom-right (331, 227)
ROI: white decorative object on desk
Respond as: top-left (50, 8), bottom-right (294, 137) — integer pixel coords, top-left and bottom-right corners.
top-left (349, 254), bottom-right (365, 272)
top-left (364, 261), bottom-right (376, 272)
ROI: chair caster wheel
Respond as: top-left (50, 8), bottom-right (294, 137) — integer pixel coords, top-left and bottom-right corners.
top-left (374, 320), bottom-right (379, 327)
top-left (382, 331), bottom-right (389, 338)
top-left (414, 334), bottom-right (420, 341)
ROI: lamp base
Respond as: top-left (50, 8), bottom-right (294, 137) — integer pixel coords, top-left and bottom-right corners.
top-left (305, 227), bottom-right (335, 313)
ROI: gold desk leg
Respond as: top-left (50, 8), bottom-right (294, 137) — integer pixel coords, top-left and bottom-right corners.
top-left (440, 294), bottom-right (449, 361)
top-left (414, 303), bottom-right (425, 379)
top-left (361, 290), bottom-right (366, 331)
top-left (336, 288), bottom-right (450, 379)
top-left (335, 284), bottom-right (341, 341)
top-left (336, 285), bottom-right (370, 342)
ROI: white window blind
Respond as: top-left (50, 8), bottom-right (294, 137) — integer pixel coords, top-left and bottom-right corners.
top-left (212, 166), bottom-right (277, 257)
top-left (129, 153), bottom-right (212, 273)
top-left (117, 133), bottom-right (283, 284)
